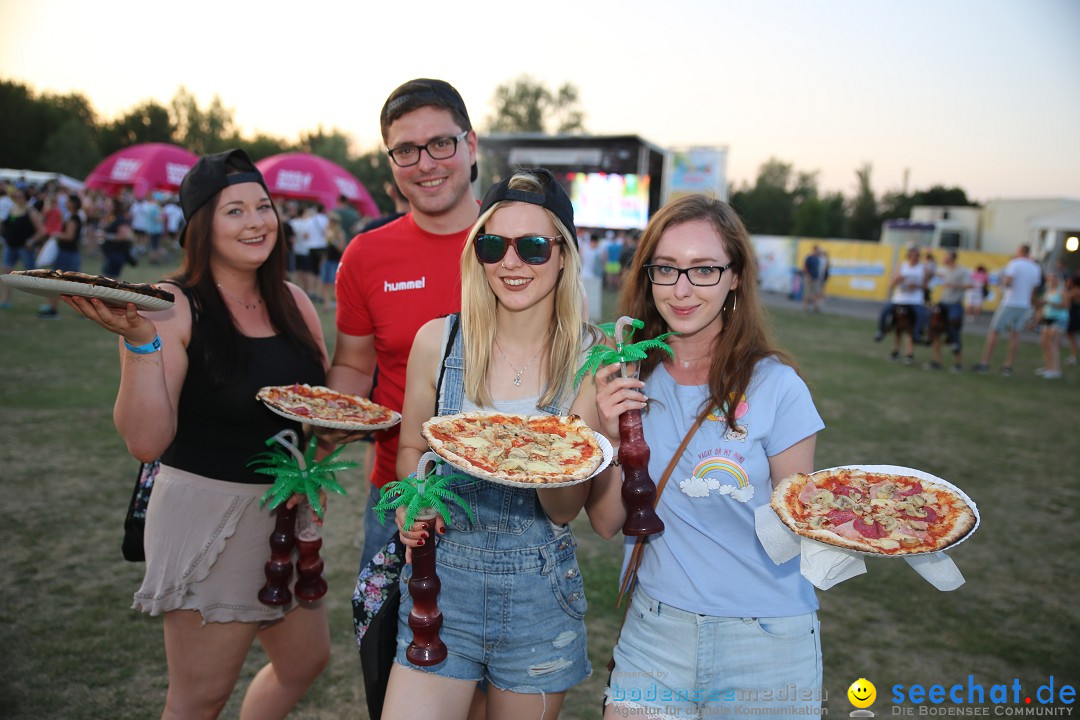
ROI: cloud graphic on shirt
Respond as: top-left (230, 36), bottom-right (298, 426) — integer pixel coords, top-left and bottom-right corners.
top-left (718, 484), bottom-right (755, 502)
top-left (679, 476), bottom-right (720, 498)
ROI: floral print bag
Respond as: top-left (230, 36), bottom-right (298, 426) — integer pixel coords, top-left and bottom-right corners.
top-left (353, 531), bottom-right (406, 719)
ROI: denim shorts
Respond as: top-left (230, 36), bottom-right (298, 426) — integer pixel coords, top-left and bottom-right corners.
top-left (606, 586), bottom-right (822, 720)
top-left (320, 260), bottom-right (339, 285)
top-left (394, 510), bottom-right (591, 694)
top-left (3, 245), bottom-right (34, 270)
top-left (53, 249), bottom-right (81, 273)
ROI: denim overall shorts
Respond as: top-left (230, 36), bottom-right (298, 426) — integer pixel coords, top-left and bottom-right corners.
top-left (395, 315), bottom-right (592, 693)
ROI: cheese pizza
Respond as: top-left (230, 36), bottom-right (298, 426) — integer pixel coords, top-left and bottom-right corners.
top-left (421, 412), bottom-right (604, 485)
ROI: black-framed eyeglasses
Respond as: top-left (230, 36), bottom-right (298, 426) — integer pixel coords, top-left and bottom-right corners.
top-left (645, 263), bottom-right (733, 286)
top-left (387, 131), bottom-right (468, 167)
top-left (474, 234), bottom-right (563, 265)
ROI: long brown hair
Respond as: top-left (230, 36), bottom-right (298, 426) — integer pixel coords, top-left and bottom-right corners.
top-left (618, 195), bottom-right (800, 428)
top-left (169, 187), bottom-right (322, 385)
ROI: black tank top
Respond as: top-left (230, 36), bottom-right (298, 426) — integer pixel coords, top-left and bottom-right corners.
top-left (161, 288), bottom-right (326, 483)
top-left (57, 216), bottom-right (82, 253)
top-left (1, 211), bottom-right (35, 249)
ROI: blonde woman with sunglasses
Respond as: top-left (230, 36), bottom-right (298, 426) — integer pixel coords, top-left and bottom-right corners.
top-left (384, 169), bottom-right (602, 720)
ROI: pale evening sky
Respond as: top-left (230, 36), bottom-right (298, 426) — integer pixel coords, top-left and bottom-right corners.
top-left (1, 0), bottom-right (1078, 203)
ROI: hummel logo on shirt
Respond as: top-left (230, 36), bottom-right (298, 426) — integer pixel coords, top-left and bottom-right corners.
top-left (384, 276), bottom-right (427, 293)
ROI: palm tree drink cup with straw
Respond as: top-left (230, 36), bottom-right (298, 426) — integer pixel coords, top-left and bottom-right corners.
top-left (577, 316), bottom-right (675, 536)
top-left (247, 429), bottom-right (357, 604)
top-left (373, 451), bottom-right (475, 666)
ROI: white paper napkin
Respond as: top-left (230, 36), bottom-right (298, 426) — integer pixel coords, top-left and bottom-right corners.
top-left (754, 503), bottom-right (965, 591)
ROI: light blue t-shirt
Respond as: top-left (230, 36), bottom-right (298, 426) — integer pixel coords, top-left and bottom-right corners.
top-left (630, 358), bottom-right (824, 617)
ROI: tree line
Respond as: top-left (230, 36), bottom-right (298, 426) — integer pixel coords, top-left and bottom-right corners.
top-left (729, 159), bottom-right (977, 241)
top-left (1, 75), bottom-right (974, 234)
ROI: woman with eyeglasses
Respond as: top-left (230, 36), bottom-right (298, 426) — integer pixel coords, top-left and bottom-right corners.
top-left (383, 169), bottom-right (601, 719)
top-left (586, 195), bottom-right (825, 719)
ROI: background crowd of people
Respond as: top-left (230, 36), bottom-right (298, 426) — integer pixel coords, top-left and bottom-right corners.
top-left (869, 242), bottom-right (1079, 378)
top-left (0, 176), bottom-right (399, 319)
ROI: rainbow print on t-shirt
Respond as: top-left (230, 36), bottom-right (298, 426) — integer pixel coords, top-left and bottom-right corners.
top-left (679, 455), bottom-right (754, 503)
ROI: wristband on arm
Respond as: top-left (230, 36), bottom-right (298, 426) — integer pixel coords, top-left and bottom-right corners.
top-left (124, 336), bottom-right (162, 354)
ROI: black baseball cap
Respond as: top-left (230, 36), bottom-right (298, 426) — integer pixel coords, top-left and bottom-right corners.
top-left (479, 169), bottom-right (577, 249)
top-left (178, 149), bottom-right (270, 245)
top-left (380, 78), bottom-right (477, 182)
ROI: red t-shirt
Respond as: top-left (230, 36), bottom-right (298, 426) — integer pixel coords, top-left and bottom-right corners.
top-left (335, 213), bottom-right (466, 487)
top-left (43, 206), bottom-right (63, 235)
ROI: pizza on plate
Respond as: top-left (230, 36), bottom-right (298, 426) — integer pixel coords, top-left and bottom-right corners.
top-left (11, 269), bottom-right (175, 304)
top-left (422, 412), bottom-right (603, 484)
top-left (257, 384), bottom-right (399, 429)
top-left (771, 468), bottom-right (976, 555)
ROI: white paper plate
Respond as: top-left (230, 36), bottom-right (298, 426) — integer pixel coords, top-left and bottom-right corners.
top-left (257, 386), bottom-right (401, 432)
top-left (798, 464), bottom-right (980, 556)
top-left (0, 273), bottom-right (174, 311)
top-left (432, 431), bottom-right (613, 489)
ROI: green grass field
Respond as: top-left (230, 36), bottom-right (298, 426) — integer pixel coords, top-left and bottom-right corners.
top-left (1, 257), bottom-right (1077, 719)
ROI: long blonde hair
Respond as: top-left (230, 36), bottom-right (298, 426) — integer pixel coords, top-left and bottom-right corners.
top-left (460, 171), bottom-right (588, 409)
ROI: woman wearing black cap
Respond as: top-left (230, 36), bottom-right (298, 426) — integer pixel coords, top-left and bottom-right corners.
top-left (385, 169), bottom-right (601, 718)
top-left (63, 149), bottom-right (332, 719)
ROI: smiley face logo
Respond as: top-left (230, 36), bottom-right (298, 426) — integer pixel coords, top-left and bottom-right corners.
top-left (848, 678), bottom-right (876, 708)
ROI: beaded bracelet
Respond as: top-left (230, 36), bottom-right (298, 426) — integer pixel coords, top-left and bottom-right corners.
top-left (124, 336), bottom-right (162, 354)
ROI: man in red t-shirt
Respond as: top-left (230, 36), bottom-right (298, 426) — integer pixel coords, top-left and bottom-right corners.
top-left (327, 79), bottom-right (480, 571)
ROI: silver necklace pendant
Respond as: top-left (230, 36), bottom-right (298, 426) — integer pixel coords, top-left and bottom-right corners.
top-left (513, 375), bottom-right (523, 386)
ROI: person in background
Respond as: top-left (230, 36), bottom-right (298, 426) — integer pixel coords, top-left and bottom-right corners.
top-left (1064, 272), bottom-right (1080, 367)
top-left (294, 204), bottom-right (329, 303)
top-left (801, 244), bottom-right (826, 313)
top-left (144, 194), bottom-right (166, 265)
top-left (973, 243), bottom-right (1042, 376)
top-left (964, 264), bottom-right (989, 322)
top-left (587, 194), bottom-right (824, 719)
top-left (922, 250), bottom-right (937, 304)
top-left (320, 210), bottom-right (346, 312)
top-left (1035, 271), bottom-right (1069, 380)
top-left (326, 78), bottom-right (480, 574)
top-left (39, 187), bottom-right (65, 246)
top-left (37, 195), bottom-right (85, 319)
top-left (335, 194), bottom-right (361, 240)
top-left (62, 149), bottom-right (332, 720)
top-left (874, 245), bottom-right (930, 364)
top-left (386, 169), bottom-right (599, 720)
top-left (163, 194), bottom-right (185, 256)
top-left (1, 187), bottom-right (46, 308)
top-left (926, 250), bottom-right (970, 372)
top-left (360, 180), bottom-right (411, 233)
top-left (603, 230), bottom-right (624, 290)
top-left (99, 197), bottom-right (136, 278)
top-left (0, 181), bottom-right (14, 221)
top-left (130, 196), bottom-right (151, 259)
top-left (619, 229), bottom-right (641, 284)
top-left (289, 206), bottom-right (313, 293)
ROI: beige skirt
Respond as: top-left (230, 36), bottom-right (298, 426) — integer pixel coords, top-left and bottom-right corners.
top-left (132, 464), bottom-right (317, 625)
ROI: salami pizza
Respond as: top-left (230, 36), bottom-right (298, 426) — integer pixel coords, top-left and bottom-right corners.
top-left (421, 412), bottom-right (604, 485)
top-left (257, 384), bottom-right (400, 430)
top-left (771, 467), bottom-right (976, 555)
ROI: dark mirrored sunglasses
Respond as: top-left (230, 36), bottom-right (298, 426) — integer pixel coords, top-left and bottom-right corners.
top-left (474, 233), bottom-right (562, 265)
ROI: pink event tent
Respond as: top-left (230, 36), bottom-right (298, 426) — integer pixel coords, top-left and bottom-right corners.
top-left (84, 143), bottom-right (198, 198)
top-left (255, 153), bottom-right (379, 216)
